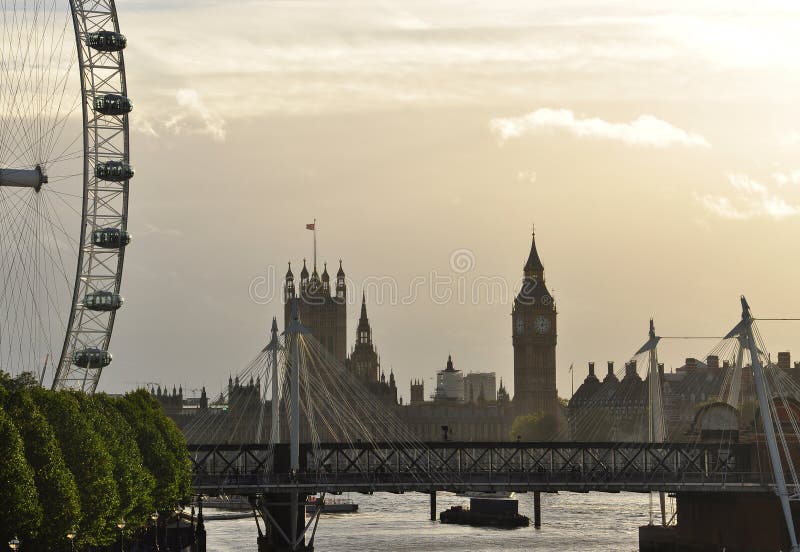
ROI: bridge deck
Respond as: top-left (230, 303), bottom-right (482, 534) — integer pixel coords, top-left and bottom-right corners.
top-left (189, 441), bottom-right (775, 496)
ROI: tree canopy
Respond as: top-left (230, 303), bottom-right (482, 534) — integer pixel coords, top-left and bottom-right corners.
top-left (510, 411), bottom-right (562, 441)
top-left (0, 373), bottom-right (191, 550)
top-left (5, 389), bottom-right (81, 550)
top-left (0, 407), bottom-right (42, 545)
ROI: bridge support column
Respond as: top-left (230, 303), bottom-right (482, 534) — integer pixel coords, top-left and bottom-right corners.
top-left (256, 444), bottom-right (314, 552)
top-left (195, 498), bottom-right (207, 552)
top-left (257, 493), bottom-right (312, 552)
top-left (430, 491), bottom-right (437, 521)
top-left (533, 491), bottom-right (541, 528)
top-left (639, 492), bottom-right (800, 552)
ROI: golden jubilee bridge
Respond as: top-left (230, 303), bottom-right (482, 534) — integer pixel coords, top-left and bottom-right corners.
top-left (182, 297), bottom-right (800, 552)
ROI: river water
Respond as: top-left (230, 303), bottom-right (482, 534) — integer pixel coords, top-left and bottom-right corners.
top-left (205, 492), bottom-right (653, 551)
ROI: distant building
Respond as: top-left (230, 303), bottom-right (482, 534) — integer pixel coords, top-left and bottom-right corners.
top-left (464, 372), bottom-right (497, 403)
top-left (434, 355), bottom-right (465, 402)
top-left (512, 231), bottom-right (559, 416)
top-left (156, 230), bottom-right (562, 443)
top-left (284, 260), bottom-right (347, 363)
top-left (344, 293), bottom-right (397, 406)
top-left (566, 353), bottom-right (775, 441)
top-left (410, 379), bottom-right (425, 405)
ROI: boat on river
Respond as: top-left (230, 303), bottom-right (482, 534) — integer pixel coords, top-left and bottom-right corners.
top-left (440, 498), bottom-right (529, 528)
top-left (306, 495), bottom-right (359, 514)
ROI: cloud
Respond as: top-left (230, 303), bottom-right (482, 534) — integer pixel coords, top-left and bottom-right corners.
top-left (142, 223), bottom-right (184, 238)
top-left (516, 170), bottom-right (536, 184)
top-left (164, 89), bottom-right (226, 142)
top-left (697, 174), bottom-right (800, 220)
top-left (131, 118), bottom-right (159, 138)
top-left (773, 171), bottom-right (800, 186)
top-left (489, 108), bottom-right (710, 148)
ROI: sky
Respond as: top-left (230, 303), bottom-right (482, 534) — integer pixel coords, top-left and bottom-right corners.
top-left (97, 0), bottom-right (800, 401)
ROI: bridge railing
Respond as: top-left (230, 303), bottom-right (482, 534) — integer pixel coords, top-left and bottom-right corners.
top-left (189, 441), bottom-right (774, 493)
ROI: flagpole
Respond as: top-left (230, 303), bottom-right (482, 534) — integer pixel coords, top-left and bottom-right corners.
top-left (570, 363), bottom-right (574, 398)
top-left (313, 218), bottom-right (317, 270)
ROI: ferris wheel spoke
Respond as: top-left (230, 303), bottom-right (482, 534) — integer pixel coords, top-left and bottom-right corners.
top-left (40, 19), bottom-right (75, 161)
top-left (0, 194), bottom-right (69, 372)
top-left (1, 198), bottom-right (42, 371)
top-left (21, 193), bottom-right (74, 287)
top-left (41, 188), bottom-right (81, 240)
top-left (3, 3), bottom-right (39, 163)
top-left (32, 1), bottom-right (71, 158)
top-left (0, 0), bottom-right (69, 168)
top-left (1, 0), bottom-right (130, 389)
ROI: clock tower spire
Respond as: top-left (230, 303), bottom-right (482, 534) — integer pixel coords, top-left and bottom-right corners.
top-left (512, 228), bottom-right (558, 416)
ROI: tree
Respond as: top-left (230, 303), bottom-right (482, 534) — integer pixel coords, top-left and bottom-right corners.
top-left (510, 411), bottom-right (561, 441)
top-left (0, 407), bottom-right (43, 544)
top-left (6, 389), bottom-right (81, 551)
top-left (34, 389), bottom-right (120, 547)
top-left (115, 391), bottom-right (191, 510)
top-left (81, 393), bottom-right (156, 528)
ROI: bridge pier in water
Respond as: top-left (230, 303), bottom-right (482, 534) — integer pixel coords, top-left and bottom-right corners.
top-left (640, 492), bottom-right (800, 552)
top-left (255, 444), bottom-right (314, 552)
top-left (257, 492), bottom-right (312, 552)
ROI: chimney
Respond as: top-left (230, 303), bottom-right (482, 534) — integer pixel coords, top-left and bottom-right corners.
top-left (778, 352), bottom-right (791, 371)
top-left (625, 360), bottom-right (637, 378)
top-left (707, 355), bottom-right (720, 370)
top-left (723, 360), bottom-right (731, 370)
top-left (686, 358), bottom-right (698, 371)
top-left (658, 363), bottom-right (665, 377)
top-left (588, 362), bottom-right (596, 377)
top-left (607, 361), bottom-right (614, 376)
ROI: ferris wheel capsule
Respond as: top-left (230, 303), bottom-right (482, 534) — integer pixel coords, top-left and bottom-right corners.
top-left (94, 94), bottom-right (133, 115)
top-left (84, 291), bottom-right (124, 312)
top-left (72, 348), bottom-right (112, 369)
top-left (92, 228), bottom-right (132, 249)
top-left (95, 161), bottom-right (134, 182)
top-left (0, 0), bottom-right (132, 394)
top-left (86, 31), bottom-right (127, 52)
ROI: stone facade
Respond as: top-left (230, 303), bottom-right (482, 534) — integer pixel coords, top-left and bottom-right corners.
top-left (512, 232), bottom-right (559, 417)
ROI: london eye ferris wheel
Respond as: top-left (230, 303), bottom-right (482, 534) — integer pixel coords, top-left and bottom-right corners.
top-left (0, 0), bottom-right (131, 393)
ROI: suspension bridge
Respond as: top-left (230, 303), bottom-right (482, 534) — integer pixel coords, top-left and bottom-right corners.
top-left (182, 296), bottom-right (800, 552)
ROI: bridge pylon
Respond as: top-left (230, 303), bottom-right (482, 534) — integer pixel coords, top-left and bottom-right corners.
top-left (635, 318), bottom-right (668, 526)
top-left (736, 296), bottom-right (799, 552)
top-left (255, 301), bottom-right (319, 552)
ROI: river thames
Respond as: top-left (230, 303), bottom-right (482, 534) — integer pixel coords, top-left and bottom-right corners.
top-left (205, 491), bottom-right (652, 551)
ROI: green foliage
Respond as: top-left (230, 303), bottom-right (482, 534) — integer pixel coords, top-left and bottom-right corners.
top-left (0, 407), bottom-right (43, 544)
top-left (115, 390), bottom-right (192, 510)
top-left (82, 394), bottom-right (156, 527)
top-left (510, 411), bottom-right (561, 441)
top-left (35, 389), bottom-right (121, 547)
top-left (0, 373), bottom-right (191, 550)
top-left (6, 390), bottom-right (81, 551)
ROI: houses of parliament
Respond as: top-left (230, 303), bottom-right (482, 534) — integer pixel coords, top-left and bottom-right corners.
top-left (157, 232), bottom-right (561, 442)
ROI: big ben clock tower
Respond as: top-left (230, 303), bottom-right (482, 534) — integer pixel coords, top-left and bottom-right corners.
top-left (512, 229), bottom-right (558, 416)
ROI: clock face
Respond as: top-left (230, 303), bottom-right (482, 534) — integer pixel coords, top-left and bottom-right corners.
top-left (534, 315), bottom-right (551, 334)
top-left (515, 317), bottom-right (524, 335)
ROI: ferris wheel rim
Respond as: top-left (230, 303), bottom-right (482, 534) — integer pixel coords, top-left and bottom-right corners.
top-left (49, 0), bottom-right (130, 392)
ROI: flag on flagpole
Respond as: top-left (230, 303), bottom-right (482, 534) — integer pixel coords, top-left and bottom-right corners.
top-left (306, 223), bottom-right (315, 230)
